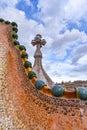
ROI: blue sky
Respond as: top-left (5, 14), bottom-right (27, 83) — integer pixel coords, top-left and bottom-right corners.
top-left (0, 0), bottom-right (87, 83)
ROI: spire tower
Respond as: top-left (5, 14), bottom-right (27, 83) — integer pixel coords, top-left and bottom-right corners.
top-left (31, 34), bottom-right (54, 87)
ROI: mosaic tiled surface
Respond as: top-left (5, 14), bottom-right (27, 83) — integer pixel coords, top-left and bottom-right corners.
top-left (0, 22), bottom-right (87, 130)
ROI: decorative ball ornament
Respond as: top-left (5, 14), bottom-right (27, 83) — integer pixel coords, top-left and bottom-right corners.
top-left (5, 21), bottom-right (10, 25)
top-left (0, 18), bottom-right (4, 22)
top-left (21, 52), bottom-right (28, 59)
top-left (12, 27), bottom-right (18, 33)
top-left (12, 34), bottom-right (18, 39)
top-left (11, 22), bottom-right (18, 27)
top-left (13, 41), bottom-right (20, 46)
top-left (35, 80), bottom-right (46, 90)
top-left (24, 61), bottom-right (32, 68)
top-left (76, 87), bottom-right (87, 100)
top-left (19, 45), bottom-right (26, 51)
top-left (52, 85), bottom-right (64, 97)
top-left (28, 71), bottom-right (37, 79)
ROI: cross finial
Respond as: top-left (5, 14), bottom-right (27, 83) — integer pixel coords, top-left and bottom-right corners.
top-left (31, 34), bottom-right (46, 48)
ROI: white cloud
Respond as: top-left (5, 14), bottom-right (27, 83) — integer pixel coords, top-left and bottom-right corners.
top-left (0, 0), bottom-right (18, 7)
top-left (38, 0), bottom-right (67, 18)
top-left (64, 0), bottom-right (87, 21)
top-left (0, 7), bottom-right (25, 21)
top-left (71, 44), bottom-right (87, 64)
top-left (43, 58), bottom-right (87, 83)
top-left (78, 55), bottom-right (87, 64)
top-left (46, 29), bottom-right (87, 60)
top-left (36, 0), bottom-right (67, 37)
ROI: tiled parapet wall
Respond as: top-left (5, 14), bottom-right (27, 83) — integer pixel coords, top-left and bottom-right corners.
top-left (0, 19), bottom-right (87, 130)
top-left (0, 23), bottom-right (27, 129)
